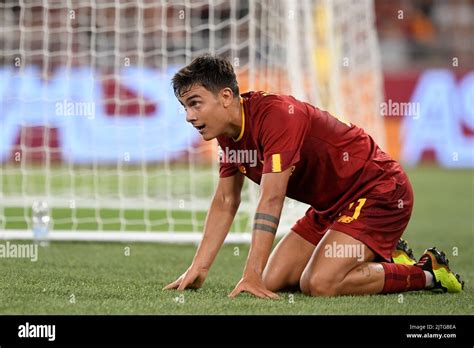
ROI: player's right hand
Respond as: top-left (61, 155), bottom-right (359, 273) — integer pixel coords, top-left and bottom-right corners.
top-left (162, 266), bottom-right (208, 291)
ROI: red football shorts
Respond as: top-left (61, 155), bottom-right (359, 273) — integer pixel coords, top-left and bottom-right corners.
top-left (291, 177), bottom-right (414, 262)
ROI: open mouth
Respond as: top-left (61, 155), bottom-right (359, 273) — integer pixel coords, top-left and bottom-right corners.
top-left (194, 125), bottom-right (206, 132)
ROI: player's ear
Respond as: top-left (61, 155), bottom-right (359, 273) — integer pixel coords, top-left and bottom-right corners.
top-left (220, 87), bottom-right (234, 108)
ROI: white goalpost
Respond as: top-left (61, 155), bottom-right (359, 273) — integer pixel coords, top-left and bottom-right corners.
top-left (0, 0), bottom-right (384, 243)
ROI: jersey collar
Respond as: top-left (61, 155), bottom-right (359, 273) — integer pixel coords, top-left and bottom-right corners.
top-left (233, 97), bottom-right (245, 142)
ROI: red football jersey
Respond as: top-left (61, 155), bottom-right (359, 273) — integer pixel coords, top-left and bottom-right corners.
top-left (217, 91), bottom-right (406, 220)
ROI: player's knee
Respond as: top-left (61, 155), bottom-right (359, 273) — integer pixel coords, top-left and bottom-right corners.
top-left (300, 272), bottom-right (341, 297)
top-left (262, 274), bottom-right (280, 292)
top-left (262, 267), bottom-right (284, 292)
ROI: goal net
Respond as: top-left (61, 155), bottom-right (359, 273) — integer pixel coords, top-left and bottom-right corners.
top-left (0, 0), bottom-right (384, 243)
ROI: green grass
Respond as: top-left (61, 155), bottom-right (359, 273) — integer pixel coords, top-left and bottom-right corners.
top-left (0, 166), bottom-right (472, 314)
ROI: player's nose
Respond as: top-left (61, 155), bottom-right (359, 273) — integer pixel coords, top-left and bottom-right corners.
top-left (186, 110), bottom-right (197, 123)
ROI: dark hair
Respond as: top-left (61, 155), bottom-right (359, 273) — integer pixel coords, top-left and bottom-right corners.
top-left (172, 54), bottom-right (239, 99)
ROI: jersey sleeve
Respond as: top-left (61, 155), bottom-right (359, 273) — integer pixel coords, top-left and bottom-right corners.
top-left (258, 98), bottom-right (308, 174)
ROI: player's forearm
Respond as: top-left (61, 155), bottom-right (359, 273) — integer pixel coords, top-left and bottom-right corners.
top-left (243, 196), bottom-right (284, 276)
top-left (191, 196), bottom-right (240, 270)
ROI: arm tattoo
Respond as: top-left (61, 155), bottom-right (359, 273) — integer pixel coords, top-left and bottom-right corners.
top-left (253, 223), bottom-right (278, 234)
top-left (254, 213), bottom-right (279, 225)
top-left (253, 212), bottom-right (279, 234)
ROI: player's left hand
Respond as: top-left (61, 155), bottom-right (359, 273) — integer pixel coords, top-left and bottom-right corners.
top-left (228, 272), bottom-right (280, 300)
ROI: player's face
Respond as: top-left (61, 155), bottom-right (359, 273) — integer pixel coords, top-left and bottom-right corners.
top-left (179, 85), bottom-right (230, 141)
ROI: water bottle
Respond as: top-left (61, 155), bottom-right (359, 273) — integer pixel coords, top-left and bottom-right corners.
top-left (32, 201), bottom-right (50, 247)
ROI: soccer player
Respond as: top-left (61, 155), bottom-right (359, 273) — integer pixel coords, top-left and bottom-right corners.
top-left (164, 55), bottom-right (464, 298)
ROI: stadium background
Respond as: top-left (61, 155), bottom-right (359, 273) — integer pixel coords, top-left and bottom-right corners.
top-left (0, 0), bottom-right (472, 314)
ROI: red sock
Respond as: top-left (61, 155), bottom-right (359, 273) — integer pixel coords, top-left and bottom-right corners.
top-left (381, 263), bottom-right (426, 293)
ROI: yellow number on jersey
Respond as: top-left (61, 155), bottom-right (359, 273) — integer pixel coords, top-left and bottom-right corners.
top-left (337, 198), bottom-right (367, 223)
